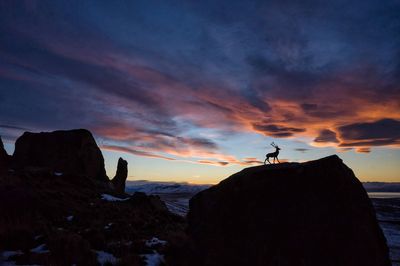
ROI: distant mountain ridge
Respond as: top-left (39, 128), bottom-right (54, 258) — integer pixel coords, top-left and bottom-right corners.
top-left (363, 182), bottom-right (400, 192)
top-left (126, 180), bottom-right (400, 194)
top-left (126, 180), bottom-right (211, 195)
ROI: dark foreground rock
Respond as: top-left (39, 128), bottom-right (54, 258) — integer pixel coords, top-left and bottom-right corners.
top-left (112, 157), bottom-right (128, 194)
top-left (0, 129), bottom-right (185, 265)
top-left (0, 136), bottom-right (10, 171)
top-left (187, 155), bottom-right (391, 266)
top-left (13, 129), bottom-right (108, 182)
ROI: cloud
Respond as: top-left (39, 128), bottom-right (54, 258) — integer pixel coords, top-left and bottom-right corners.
top-left (0, 124), bottom-right (29, 131)
top-left (242, 157), bottom-right (263, 164)
top-left (197, 160), bottom-right (229, 166)
top-left (252, 123), bottom-right (306, 137)
top-left (337, 119), bottom-right (400, 148)
top-left (294, 148), bottom-right (309, 153)
top-left (101, 145), bottom-right (176, 161)
top-left (356, 147), bottom-right (371, 153)
top-left (314, 129), bottom-right (339, 143)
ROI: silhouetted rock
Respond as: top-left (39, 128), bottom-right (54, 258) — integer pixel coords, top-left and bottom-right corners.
top-left (129, 192), bottom-right (169, 212)
top-left (13, 129), bottom-right (108, 182)
top-left (111, 157), bottom-right (128, 194)
top-left (0, 136), bottom-right (10, 171)
top-left (0, 132), bottom-right (184, 265)
top-left (188, 155), bottom-right (391, 266)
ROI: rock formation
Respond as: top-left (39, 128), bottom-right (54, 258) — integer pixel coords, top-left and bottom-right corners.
top-left (0, 129), bottom-right (184, 265)
top-left (188, 155), bottom-right (391, 266)
top-left (0, 136), bottom-right (10, 170)
top-left (111, 157), bottom-right (128, 194)
top-left (12, 129), bottom-right (108, 181)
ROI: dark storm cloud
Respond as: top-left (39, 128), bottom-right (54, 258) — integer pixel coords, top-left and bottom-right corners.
top-left (252, 123), bottom-right (306, 137)
top-left (294, 148), bottom-right (309, 153)
top-left (338, 119), bottom-right (400, 147)
top-left (314, 129), bottom-right (339, 143)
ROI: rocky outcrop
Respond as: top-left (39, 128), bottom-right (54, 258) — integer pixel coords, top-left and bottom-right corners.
top-left (12, 129), bottom-right (108, 182)
top-left (111, 157), bottom-right (128, 194)
top-left (188, 155), bottom-right (391, 266)
top-left (0, 136), bottom-right (10, 170)
top-left (0, 129), bottom-right (184, 265)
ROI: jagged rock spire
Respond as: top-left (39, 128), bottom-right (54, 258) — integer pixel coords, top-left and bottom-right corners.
top-left (112, 157), bottom-right (128, 194)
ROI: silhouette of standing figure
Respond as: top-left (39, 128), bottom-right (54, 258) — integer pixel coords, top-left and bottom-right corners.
top-left (264, 142), bottom-right (281, 164)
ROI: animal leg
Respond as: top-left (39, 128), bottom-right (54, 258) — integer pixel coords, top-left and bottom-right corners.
top-left (276, 157), bottom-right (280, 163)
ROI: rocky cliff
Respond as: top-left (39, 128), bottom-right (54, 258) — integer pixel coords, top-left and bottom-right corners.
top-left (13, 129), bottom-right (108, 182)
top-left (187, 155), bottom-right (391, 266)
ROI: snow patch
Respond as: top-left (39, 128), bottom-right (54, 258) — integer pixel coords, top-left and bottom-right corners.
top-left (34, 235), bottom-right (43, 240)
top-left (145, 237), bottom-right (167, 247)
top-left (1, 250), bottom-right (23, 259)
top-left (95, 250), bottom-right (118, 266)
top-left (66, 215), bottom-right (74, 221)
top-left (30, 244), bottom-right (49, 254)
top-left (104, 223), bottom-right (113, 230)
top-left (141, 251), bottom-right (164, 266)
top-left (101, 194), bottom-right (129, 202)
top-left (54, 172), bottom-right (63, 176)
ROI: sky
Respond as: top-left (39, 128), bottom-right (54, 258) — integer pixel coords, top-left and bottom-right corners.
top-left (0, 0), bottom-right (399, 184)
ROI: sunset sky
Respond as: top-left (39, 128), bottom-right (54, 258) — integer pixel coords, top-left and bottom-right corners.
top-left (1, 0), bottom-right (399, 184)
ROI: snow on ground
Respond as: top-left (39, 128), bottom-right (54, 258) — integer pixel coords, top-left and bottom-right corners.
top-left (145, 237), bottom-right (167, 247)
top-left (30, 244), bottom-right (49, 254)
top-left (141, 251), bottom-right (164, 266)
top-left (34, 235), bottom-right (43, 240)
top-left (125, 180), bottom-right (210, 215)
top-left (370, 197), bottom-right (400, 265)
top-left (0, 250), bottom-right (23, 265)
top-left (95, 250), bottom-right (118, 265)
top-left (0, 259), bottom-right (17, 266)
top-left (101, 194), bottom-right (129, 202)
top-left (104, 223), bottom-right (113, 230)
top-left (54, 172), bottom-right (63, 176)
top-left (163, 197), bottom-right (190, 216)
top-left (66, 215), bottom-right (74, 221)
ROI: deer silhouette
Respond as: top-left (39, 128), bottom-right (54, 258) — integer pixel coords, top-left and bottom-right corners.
top-left (264, 142), bottom-right (281, 164)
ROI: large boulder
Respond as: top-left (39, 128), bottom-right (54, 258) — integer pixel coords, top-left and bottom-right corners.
top-left (12, 129), bottom-right (108, 181)
top-left (111, 157), bottom-right (128, 194)
top-left (188, 155), bottom-right (391, 266)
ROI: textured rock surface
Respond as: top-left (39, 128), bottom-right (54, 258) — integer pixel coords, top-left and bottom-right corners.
top-left (188, 155), bottom-right (391, 266)
top-left (13, 129), bottom-right (108, 181)
top-left (111, 157), bottom-right (128, 194)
